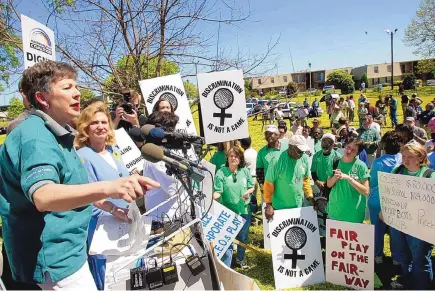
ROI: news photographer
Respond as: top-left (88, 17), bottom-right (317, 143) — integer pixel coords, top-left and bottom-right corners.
top-left (0, 61), bottom-right (159, 289)
top-left (74, 101), bottom-right (131, 290)
top-left (112, 88), bottom-right (147, 132)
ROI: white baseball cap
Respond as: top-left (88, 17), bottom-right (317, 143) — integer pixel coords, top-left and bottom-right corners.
top-left (266, 124), bottom-right (278, 133)
top-left (289, 135), bottom-right (309, 152)
top-left (322, 133), bottom-right (336, 142)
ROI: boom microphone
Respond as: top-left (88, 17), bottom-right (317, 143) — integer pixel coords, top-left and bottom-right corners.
top-left (140, 125), bottom-right (205, 145)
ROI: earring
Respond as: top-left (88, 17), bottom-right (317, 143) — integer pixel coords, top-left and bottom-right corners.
top-left (46, 103), bottom-right (50, 110)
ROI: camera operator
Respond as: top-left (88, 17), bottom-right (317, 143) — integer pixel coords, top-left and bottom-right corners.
top-left (142, 111), bottom-right (191, 229)
top-left (112, 88), bottom-right (147, 132)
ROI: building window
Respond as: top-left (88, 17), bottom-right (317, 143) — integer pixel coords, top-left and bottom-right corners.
top-left (387, 65), bottom-right (392, 72)
top-left (283, 76), bottom-right (288, 82)
top-left (374, 66), bottom-right (379, 73)
top-left (271, 77), bottom-right (274, 84)
top-left (316, 72), bottom-right (324, 81)
top-left (258, 79), bottom-right (261, 85)
top-left (401, 64), bottom-right (405, 73)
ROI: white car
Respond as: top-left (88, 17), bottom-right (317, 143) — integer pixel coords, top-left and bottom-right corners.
top-left (246, 103), bottom-right (255, 115)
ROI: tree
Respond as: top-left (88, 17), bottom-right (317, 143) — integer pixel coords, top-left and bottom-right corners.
top-left (360, 73), bottom-right (369, 86)
top-left (183, 80), bottom-right (198, 99)
top-left (416, 59), bottom-right (435, 77)
top-left (403, 73), bottom-right (417, 90)
top-left (8, 96), bottom-right (24, 118)
top-left (286, 81), bottom-right (299, 96)
top-left (326, 70), bottom-right (355, 94)
top-left (404, 0), bottom-right (435, 57)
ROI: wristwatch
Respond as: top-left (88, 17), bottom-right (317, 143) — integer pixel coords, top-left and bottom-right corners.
top-left (109, 205), bottom-right (117, 214)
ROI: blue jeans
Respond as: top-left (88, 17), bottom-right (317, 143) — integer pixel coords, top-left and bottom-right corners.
top-left (390, 228), bottom-right (434, 290)
top-left (221, 212), bottom-right (251, 267)
top-left (390, 112), bottom-right (398, 127)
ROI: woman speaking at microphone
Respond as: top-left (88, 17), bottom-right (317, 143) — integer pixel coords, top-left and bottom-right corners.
top-left (213, 146), bottom-right (255, 270)
top-left (74, 101), bottom-right (131, 290)
top-left (0, 61), bottom-right (159, 290)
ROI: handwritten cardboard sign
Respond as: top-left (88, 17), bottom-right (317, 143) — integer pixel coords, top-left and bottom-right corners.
top-left (115, 128), bottom-right (145, 174)
top-left (199, 202), bottom-right (245, 259)
top-left (269, 207), bottom-right (324, 289)
top-left (378, 171), bottom-right (435, 244)
top-left (326, 219), bottom-right (374, 290)
top-left (197, 70), bottom-right (249, 144)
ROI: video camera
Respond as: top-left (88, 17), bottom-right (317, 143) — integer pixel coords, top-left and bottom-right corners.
top-left (121, 87), bottom-right (134, 114)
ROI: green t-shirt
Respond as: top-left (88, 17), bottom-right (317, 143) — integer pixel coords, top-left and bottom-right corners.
top-left (210, 150), bottom-right (227, 173)
top-left (314, 140), bottom-right (322, 153)
top-left (356, 127), bottom-right (381, 154)
top-left (265, 151), bottom-right (310, 210)
top-left (256, 141), bottom-right (289, 174)
top-left (393, 166), bottom-right (435, 178)
top-left (327, 157), bottom-right (370, 223)
top-left (213, 167), bottom-right (254, 215)
top-left (311, 149), bottom-right (342, 182)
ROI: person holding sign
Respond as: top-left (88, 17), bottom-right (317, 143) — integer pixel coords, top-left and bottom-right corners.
top-left (368, 131), bottom-right (402, 265)
top-left (326, 138), bottom-right (369, 223)
top-left (389, 142), bottom-right (435, 290)
top-left (213, 146), bottom-right (255, 269)
top-left (74, 101), bottom-right (131, 290)
top-left (0, 61), bottom-right (159, 289)
top-left (263, 135), bottom-right (314, 221)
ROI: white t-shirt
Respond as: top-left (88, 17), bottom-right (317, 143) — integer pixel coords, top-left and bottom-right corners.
top-left (370, 122), bottom-right (381, 134)
top-left (143, 159), bottom-right (189, 222)
top-left (348, 100), bottom-right (356, 110)
top-left (99, 151), bottom-right (117, 170)
top-left (297, 107), bottom-right (308, 118)
top-left (275, 110), bottom-right (284, 120)
top-left (244, 147), bottom-right (258, 177)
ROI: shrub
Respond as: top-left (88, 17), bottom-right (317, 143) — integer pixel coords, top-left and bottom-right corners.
top-left (326, 70), bottom-right (355, 94)
top-left (402, 74), bottom-right (416, 90)
top-left (314, 90), bottom-right (321, 96)
top-left (286, 82), bottom-right (298, 96)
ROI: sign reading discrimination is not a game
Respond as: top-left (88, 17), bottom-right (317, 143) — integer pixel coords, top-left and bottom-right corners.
top-left (139, 74), bottom-right (197, 135)
top-left (197, 70), bottom-right (249, 144)
top-left (21, 14), bottom-right (56, 69)
top-left (269, 207), bottom-right (324, 290)
top-left (326, 219), bottom-right (374, 290)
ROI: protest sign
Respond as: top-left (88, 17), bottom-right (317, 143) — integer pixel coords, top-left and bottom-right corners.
top-left (379, 172), bottom-right (435, 244)
top-left (326, 219), bottom-right (374, 290)
top-left (199, 159), bottom-right (216, 205)
top-left (262, 203), bottom-right (271, 250)
top-left (115, 128), bottom-right (145, 174)
top-left (139, 74), bottom-right (197, 135)
top-left (197, 70), bottom-right (249, 144)
top-left (199, 202), bottom-right (245, 259)
top-left (269, 207), bottom-right (324, 289)
top-left (21, 15), bottom-right (56, 68)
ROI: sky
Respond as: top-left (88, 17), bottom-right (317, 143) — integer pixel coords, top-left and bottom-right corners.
top-left (0, 0), bottom-right (422, 105)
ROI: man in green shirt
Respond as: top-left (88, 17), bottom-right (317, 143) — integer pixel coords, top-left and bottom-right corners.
top-left (255, 124), bottom-right (288, 187)
top-left (357, 115), bottom-right (381, 168)
top-left (312, 127), bottom-right (324, 153)
top-left (264, 135), bottom-right (313, 221)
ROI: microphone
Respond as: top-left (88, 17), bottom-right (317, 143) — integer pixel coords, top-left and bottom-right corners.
top-left (140, 125), bottom-right (205, 145)
top-left (141, 143), bottom-right (205, 182)
top-left (162, 148), bottom-right (205, 170)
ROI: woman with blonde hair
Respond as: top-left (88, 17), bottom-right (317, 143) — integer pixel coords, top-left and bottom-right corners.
top-left (75, 101), bottom-right (131, 290)
top-left (389, 142), bottom-right (434, 290)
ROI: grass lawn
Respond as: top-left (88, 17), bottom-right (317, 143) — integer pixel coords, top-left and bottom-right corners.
top-left (194, 86), bottom-right (435, 290)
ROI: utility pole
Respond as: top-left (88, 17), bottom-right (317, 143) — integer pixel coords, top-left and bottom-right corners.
top-left (308, 62), bottom-right (312, 91)
top-left (386, 29), bottom-right (398, 90)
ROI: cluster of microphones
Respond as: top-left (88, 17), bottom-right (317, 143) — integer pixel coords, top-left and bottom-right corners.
top-left (138, 125), bottom-right (206, 182)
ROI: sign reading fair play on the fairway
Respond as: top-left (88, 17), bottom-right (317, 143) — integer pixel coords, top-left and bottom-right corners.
top-left (139, 74), bottom-right (197, 135)
top-left (197, 70), bottom-right (249, 144)
top-left (269, 207), bottom-right (324, 290)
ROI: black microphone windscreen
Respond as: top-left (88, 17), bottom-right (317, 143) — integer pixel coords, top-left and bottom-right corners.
top-left (128, 127), bottom-right (145, 142)
top-left (141, 143), bottom-right (164, 163)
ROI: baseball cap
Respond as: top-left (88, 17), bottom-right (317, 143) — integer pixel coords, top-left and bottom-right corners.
top-left (405, 117), bottom-right (415, 122)
top-left (322, 133), bottom-right (336, 142)
top-left (266, 124), bottom-right (278, 133)
top-left (289, 135), bottom-right (309, 152)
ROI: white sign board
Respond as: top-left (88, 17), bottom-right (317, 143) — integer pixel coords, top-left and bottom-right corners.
top-left (269, 207), bottom-right (324, 289)
top-left (379, 172), bottom-right (435, 244)
top-left (197, 70), bottom-right (249, 144)
top-left (199, 202), bottom-right (245, 259)
top-left (326, 219), bottom-right (374, 290)
top-left (139, 74), bottom-right (197, 135)
top-left (115, 128), bottom-right (145, 175)
top-left (262, 202), bottom-right (271, 250)
top-left (21, 14), bottom-right (56, 68)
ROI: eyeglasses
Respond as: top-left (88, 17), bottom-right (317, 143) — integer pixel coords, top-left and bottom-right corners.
top-left (232, 172), bottom-right (237, 183)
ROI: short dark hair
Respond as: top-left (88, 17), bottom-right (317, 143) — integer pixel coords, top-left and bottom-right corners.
top-left (152, 97), bottom-right (175, 113)
top-left (395, 123), bottom-right (414, 144)
top-left (381, 131), bottom-right (401, 155)
top-left (146, 111), bottom-right (179, 132)
top-left (21, 61), bottom-right (77, 110)
top-left (303, 125), bottom-right (311, 133)
top-left (338, 117), bottom-right (347, 125)
top-left (225, 146), bottom-right (246, 168)
top-left (347, 137), bottom-right (365, 154)
top-left (240, 137), bottom-right (252, 148)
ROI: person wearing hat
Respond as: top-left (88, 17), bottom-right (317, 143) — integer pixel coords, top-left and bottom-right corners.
top-left (277, 120), bottom-right (293, 140)
top-left (326, 138), bottom-right (369, 223)
top-left (263, 135), bottom-right (313, 221)
top-left (366, 100), bottom-right (375, 116)
top-left (256, 124), bottom-right (289, 190)
top-left (404, 117), bottom-right (427, 146)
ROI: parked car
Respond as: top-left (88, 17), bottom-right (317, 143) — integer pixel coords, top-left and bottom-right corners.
top-left (278, 90), bottom-right (287, 96)
top-left (308, 88), bottom-right (317, 93)
top-left (278, 102), bottom-right (299, 119)
top-left (322, 85), bottom-right (335, 94)
top-left (427, 79), bottom-right (435, 86)
top-left (246, 97), bottom-right (259, 104)
top-left (246, 103), bottom-right (255, 115)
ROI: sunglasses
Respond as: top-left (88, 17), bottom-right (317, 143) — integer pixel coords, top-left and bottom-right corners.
top-left (293, 146), bottom-right (304, 156)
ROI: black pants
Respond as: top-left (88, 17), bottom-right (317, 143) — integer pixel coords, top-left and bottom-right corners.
top-left (1, 244), bottom-right (41, 290)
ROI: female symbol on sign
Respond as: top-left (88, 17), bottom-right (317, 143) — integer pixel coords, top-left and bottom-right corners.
top-left (160, 92), bottom-right (178, 111)
top-left (284, 226), bottom-right (307, 269)
top-left (213, 88), bottom-right (234, 126)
